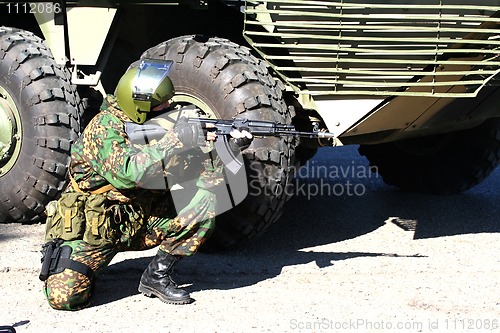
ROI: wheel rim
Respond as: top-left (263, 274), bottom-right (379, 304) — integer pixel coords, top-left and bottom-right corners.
top-left (0, 85), bottom-right (22, 175)
top-left (171, 93), bottom-right (218, 118)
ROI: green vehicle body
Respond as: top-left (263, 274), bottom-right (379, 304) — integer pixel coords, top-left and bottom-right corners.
top-left (1, 1), bottom-right (500, 247)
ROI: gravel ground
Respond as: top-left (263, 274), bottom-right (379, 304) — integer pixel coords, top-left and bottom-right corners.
top-left (1, 145), bottom-right (499, 333)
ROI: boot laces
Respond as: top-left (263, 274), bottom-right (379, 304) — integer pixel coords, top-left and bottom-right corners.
top-left (168, 275), bottom-right (179, 288)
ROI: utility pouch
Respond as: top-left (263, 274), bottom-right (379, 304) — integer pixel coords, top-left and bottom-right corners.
top-left (44, 193), bottom-right (86, 242)
top-left (83, 194), bottom-right (116, 247)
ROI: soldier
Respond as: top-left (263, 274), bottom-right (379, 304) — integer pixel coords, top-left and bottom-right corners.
top-left (39, 59), bottom-right (252, 310)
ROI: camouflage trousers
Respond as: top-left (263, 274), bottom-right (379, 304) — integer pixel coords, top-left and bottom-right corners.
top-left (43, 188), bottom-right (216, 311)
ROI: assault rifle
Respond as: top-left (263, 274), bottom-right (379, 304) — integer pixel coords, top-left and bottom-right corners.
top-left (125, 116), bottom-right (335, 174)
top-left (182, 118), bottom-right (336, 139)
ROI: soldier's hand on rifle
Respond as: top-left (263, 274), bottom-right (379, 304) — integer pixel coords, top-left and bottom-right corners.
top-left (206, 123), bottom-right (217, 141)
top-left (174, 117), bottom-right (216, 148)
top-left (228, 128), bottom-right (253, 152)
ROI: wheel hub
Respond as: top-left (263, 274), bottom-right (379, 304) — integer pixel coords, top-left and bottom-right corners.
top-left (0, 86), bottom-right (21, 175)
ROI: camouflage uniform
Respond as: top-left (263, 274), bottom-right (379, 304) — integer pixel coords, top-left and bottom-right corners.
top-left (43, 95), bottom-right (223, 310)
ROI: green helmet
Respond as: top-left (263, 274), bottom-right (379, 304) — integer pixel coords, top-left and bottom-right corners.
top-left (115, 59), bottom-right (175, 124)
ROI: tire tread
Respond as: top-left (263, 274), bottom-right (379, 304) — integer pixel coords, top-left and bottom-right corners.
top-left (0, 27), bottom-right (82, 223)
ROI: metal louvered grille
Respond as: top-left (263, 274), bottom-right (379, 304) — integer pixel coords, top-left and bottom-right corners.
top-left (243, 0), bottom-right (500, 97)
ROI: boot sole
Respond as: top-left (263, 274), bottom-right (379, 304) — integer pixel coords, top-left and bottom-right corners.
top-left (138, 282), bottom-right (194, 305)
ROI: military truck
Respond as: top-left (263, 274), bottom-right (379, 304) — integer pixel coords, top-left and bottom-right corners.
top-left (1, 1), bottom-right (500, 249)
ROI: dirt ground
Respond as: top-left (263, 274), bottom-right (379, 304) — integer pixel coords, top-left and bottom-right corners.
top-left (1, 146), bottom-right (499, 333)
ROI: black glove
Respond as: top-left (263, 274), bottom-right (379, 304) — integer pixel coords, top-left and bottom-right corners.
top-left (173, 117), bottom-right (206, 148)
top-left (228, 127), bottom-right (253, 152)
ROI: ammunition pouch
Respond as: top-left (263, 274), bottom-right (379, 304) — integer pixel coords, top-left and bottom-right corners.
top-left (83, 194), bottom-right (116, 247)
top-left (45, 191), bottom-right (152, 247)
top-left (45, 192), bottom-right (118, 247)
top-left (44, 193), bottom-right (86, 242)
top-left (39, 239), bottom-right (93, 282)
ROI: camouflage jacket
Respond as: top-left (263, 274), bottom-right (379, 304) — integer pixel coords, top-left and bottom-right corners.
top-left (67, 95), bottom-right (186, 202)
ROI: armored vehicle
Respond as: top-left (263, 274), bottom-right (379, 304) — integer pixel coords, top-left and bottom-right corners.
top-left (1, 1), bottom-right (500, 248)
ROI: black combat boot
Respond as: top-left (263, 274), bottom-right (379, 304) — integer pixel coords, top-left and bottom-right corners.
top-left (138, 250), bottom-right (193, 304)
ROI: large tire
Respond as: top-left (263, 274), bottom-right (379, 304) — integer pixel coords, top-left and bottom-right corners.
top-left (358, 119), bottom-right (500, 194)
top-left (0, 27), bottom-right (82, 222)
top-left (141, 35), bottom-right (297, 249)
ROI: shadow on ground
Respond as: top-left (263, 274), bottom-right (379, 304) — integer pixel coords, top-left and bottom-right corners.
top-left (91, 145), bottom-right (500, 306)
